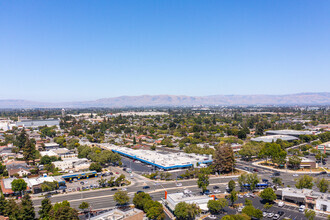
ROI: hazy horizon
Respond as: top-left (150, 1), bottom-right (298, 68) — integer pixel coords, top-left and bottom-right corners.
top-left (1, 1), bottom-right (330, 102)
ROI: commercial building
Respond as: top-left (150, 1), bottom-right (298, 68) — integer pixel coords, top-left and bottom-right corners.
top-left (53, 158), bottom-right (89, 171)
top-left (265, 130), bottom-right (313, 137)
top-left (165, 192), bottom-right (213, 212)
top-left (90, 208), bottom-right (144, 220)
top-left (15, 119), bottom-right (60, 128)
top-left (251, 135), bottom-right (298, 143)
top-left (315, 141), bottom-right (330, 154)
top-left (100, 144), bottom-right (212, 170)
top-left (276, 188), bottom-right (330, 212)
top-left (0, 175), bottom-right (65, 195)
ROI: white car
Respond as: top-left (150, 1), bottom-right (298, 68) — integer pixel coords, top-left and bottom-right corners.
top-left (278, 201), bottom-right (284, 207)
top-left (122, 188), bottom-right (127, 191)
top-left (299, 205), bottom-right (305, 212)
top-left (293, 174), bottom-right (299, 177)
top-left (267, 212), bottom-right (274, 218)
top-left (238, 194), bottom-right (244, 198)
top-left (208, 215), bottom-right (217, 219)
top-left (183, 189), bottom-right (192, 194)
top-left (245, 193), bottom-right (250, 198)
top-left (263, 212), bottom-right (268, 217)
top-left (176, 183), bottom-right (183, 187)
top-left (273, 214), bottom-right (280, 219)
top-left (237, 206), bottom-right (244, 213)
top-left (214, 189), bottom-right (221, 193)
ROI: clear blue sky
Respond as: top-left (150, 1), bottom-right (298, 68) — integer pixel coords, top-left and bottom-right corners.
top-left (0, 0), bottom-right (329, 102)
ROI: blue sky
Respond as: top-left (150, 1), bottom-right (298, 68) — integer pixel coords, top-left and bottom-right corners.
top-left (0, 0), bottom-right (329, 102)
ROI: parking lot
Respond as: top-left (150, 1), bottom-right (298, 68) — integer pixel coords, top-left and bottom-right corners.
top-left (57, 171), bottom-right (125, 193)
top-left (204, 195), bottom-right (329, 220)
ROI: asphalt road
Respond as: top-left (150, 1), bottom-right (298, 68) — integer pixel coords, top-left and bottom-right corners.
top-left (31, 157), bottom-right (329, 218)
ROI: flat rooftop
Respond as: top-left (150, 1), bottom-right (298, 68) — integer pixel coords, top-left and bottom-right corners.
top-left (99, 143), bottom-right (212, 170)
top-left (251, 135), bottom-right (298, 142)
top-left (265, 130), bottom-right (313, 136)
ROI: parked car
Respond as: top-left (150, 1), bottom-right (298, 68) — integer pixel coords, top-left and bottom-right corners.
top-left (278, 201), bottom-right (284, 207)
top-left (238, 194), bottom-right (244, 198)
top-left (278, 211), bottom-right (284, 216)
top-left (208, 215), bottom-right (217, 219)
top-left (293, 174), bottom-right (299, 177)
top-left (237, 206), bottom-right (244, 213)
top-left (250, 193), bottom-right (255, 198)
top-left (176, 183), bottom-right (182, 187)
top-left (273, 214), bottom-right (280, 219)
top-left (213, 186), bottom-right (219, 189)
top-left (267, 212), bottom-right (274, 218)
top-left (214, 189), bottom-right (221, 193)
top-left (299, 205), bottom-right (305, 212)
top-left (143, 186), bottom-right (150, 189)
top-left (263, 212), bottom-right (268, 217)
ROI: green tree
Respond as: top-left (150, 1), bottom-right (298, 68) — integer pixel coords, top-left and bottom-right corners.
top-left (239, 142), bottom-right (264, 161)
top-left (253, 209), bottom-right (263, 219)
top-left (11, 179), bottom-right (27, 196)
top-left (207, 199), bottom-right (228, 214)
top-left (146, 204), bottom-right (165, 220)
top-left (0, 193), bottom-right (7, 215)
top-left (4, 199), bottom-right (19, 219)
top-left (16, 129), bottom-right (28, 149)
top-left (133, 137), bottom-right (136, 145)
top-left (49, 200), bottom-right (79, 220)
top-left (89, 162), bottom-right (102, 172)
top-left (174, 202), bottom-right (200, 220)
top-left (246, 173), bottom-right (259, 191)
top-left (288, 155), bottom-right (302, 169)
top-left (23, 138), bottom-right (36, 164)
top-left (272, 177), bottom-right (283, 187)
top-left (295, 175), bottom-right (314, 189)
top-left (19, 194), bottom-right (35, 220)
top-left (260, 188), bottom-right (276, 203)
top-left (0, 162), bottom-right (8, 176)
top-left (39, 197), bottom-right (52, 219)
top-left (213, 144), bottom-right (235, 173)
top-left (242, 205), bottom-right (255, 217)
top-left (114, 190), bottom-right (130, 206)
top-left (263, 203), bottom-right (273, 210)
top-left (229, 190), bottom-right (238, 206)
top-left (304, 209), bottom-right (316, 220)
top-left (316, 178), bottom-right (329, 193)
top-left (238, 174), bottom-right (247, 190)
top-left (133, 192), bottom-right (152, 210)
top-left (228, 180), bottom-right (236, 192)
top-left (115, 174), bottom-right (126, 187)
top-left (197, 173), bottom-right (209, 193)
top-left (79, 202), bottom-right (89, 211)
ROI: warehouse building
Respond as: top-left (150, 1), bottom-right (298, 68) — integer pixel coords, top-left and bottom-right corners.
top-left (251, 135), bottom-right (298, 143)
top-left (265, 130), bottom-right (313, 137)
top-left (100, 144), bottom-right (212, 170)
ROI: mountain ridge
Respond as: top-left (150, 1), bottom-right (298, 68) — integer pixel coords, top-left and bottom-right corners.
top-left (0, 92), bottom-right (329, 108)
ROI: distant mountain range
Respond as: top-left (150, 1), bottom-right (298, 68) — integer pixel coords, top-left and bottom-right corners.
top-left (0, 93), bottom-right (329, 108)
